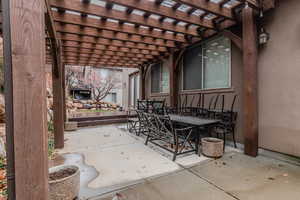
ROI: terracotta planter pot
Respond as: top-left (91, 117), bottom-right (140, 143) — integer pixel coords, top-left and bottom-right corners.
top-left (201, 137), bottom-right (224, 158)
top-left (49, 165), bottom-right (80, 200)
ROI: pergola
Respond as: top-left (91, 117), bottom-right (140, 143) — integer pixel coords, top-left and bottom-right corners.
top-left (2, 0), bottom-right (275, 199)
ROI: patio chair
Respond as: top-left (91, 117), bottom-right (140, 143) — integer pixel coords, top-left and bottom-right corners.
top-left (214, 94), bottom-right (238, 149)
top-left (209, 94), bottom-right (225, 119)
top-left (135, 110), bottom-right (150, 136)
top-left (199, 94), bottom-right (216, 118)
top-left (144, 113), bottom-right (196, 161)
top-left (137, 100), bottom-right (149, 112)
top-left (151, 99), bottom-right (166, 115)
top-left (127, 109), bottom-right (139, 134)
top-left (181, 94), bottom-right (197, 116)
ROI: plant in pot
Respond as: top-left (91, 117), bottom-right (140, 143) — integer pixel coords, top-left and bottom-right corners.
top-left (49, 165), bottom-right (80, 200)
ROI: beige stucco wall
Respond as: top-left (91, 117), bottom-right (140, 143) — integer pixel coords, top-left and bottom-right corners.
top-left (258, 0), bottom-right (300, 157)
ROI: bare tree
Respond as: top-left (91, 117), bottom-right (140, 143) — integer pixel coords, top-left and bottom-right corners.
top-left (91, 75), bottom-right (115, 109)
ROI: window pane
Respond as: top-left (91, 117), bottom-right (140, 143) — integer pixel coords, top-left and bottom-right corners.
top-left (183, 45), bottom-right (202, 90)
top-left (161, 64), bottom-right (169, 93)
top-left (203, 37), bottom-right (231, 89)
top-left (151, 63), bottom-right (161, 93)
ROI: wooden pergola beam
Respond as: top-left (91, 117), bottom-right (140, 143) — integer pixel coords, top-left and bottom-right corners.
top-left (57, 33), bottom-right (167, 52)
top-left (63, 61), bottom-right (139, 68)
top-left (57, 40), bottom-right (162, 55)
top-left (59, 59), bottom-right (141, 66)
top-left (57, 48), bottom-right (155, 59)
top-left (52, 11), bottom-right (187, 43)
top-left (105, 0), bottom-right (215, 29)
top-left (61, 57), bottom-right (143, 65)
top-left (221, 30), bottom-right (243, 50)
top-left (172, 0), bottom-right (235, 20)
top-left (49, 0), bottom-right (201, 37)
top-left (3, 0), bottom-right (49, 199)
top-left (55, 23), bottom-right (176, 48)
top-left (51, 53), bottom-right (148, 62)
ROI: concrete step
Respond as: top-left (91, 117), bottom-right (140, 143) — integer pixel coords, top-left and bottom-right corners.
top-left (77, 118), bottom-right (128, 127)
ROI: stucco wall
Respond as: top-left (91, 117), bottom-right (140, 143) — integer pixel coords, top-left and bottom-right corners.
top-left (258, 0), bottom-right (300, 157)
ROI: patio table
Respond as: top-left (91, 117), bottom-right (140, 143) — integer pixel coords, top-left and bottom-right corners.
top-left (169, 114), bottom-right (220, 155)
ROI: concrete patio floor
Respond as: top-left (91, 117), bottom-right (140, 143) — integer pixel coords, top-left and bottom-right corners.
top-left (54, 124), bottom-right (212, 199)
top-left (52, 124), bottom-right (300, 200)
top-left (97, 152), bottom-right (300, 200)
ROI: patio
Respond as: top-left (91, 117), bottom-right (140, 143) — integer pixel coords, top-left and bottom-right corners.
top-left (52, 124), bottom-right (215, 199)
top-left (1, 0), bottom-right (283, 199)
top-left (96, 152), bottom-right (300, 200)
top-left (52, 124), bottom-right (300, 200)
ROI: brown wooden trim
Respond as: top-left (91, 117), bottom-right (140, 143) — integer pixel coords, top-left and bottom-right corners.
top-left (52, 41), bottom-right (65, 148)
top-left (55, 23), bottom-right (176, 48)
top-left (172, 0), bottom-right (235, 20)
top-left (52, 12), bottom-right (187, 43)
top-left (58, 33), bottom-right (166, 52)
top-left (62, 64), bottom-right (67, 122)
top-left (180, 87), bottom-right (235, 95)
top-left (105, 0), bottom-right (215, 29)
top-left (139, 66), bottom-right (146, 100)
top-left (221, 30), bottom-right (243, 51)
top-left (169, 52), bottom-right (179, 107)
top-left (150, 93), bottom-right (170, 97)
top-left (242, 4), bottom-right (258, 157)
top-left (3, 0), bottom-right (49, 198)
top-left (59, 40), bottom-right (164, 55)
top-left (49, 0), bottom-right (201, 37)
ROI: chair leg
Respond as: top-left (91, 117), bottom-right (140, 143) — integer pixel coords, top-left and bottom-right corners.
top-left (137, 123), bottom-right (141, 136)
top-left (223, 132), bottom-right (226, 153)
top-left (173, 143), bottom-right (179, 161)
top-left (232, 128), bottom-right (237, 148)
top-left (145, 134), bottom-right (150, 145)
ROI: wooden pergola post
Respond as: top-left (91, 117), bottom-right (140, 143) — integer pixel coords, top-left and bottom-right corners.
top-left (62, 63), bottom-right (67, 122)
top-left (139, 65), bottom-right (146, 100)
top-left (3, 0), bottom-right (49, 199)
top-left (169, 52), bottom-right (180, 108)
top-left (242, 3), bottom-right (259, 157)
top-left (52, 42), bottom-right (65, 148)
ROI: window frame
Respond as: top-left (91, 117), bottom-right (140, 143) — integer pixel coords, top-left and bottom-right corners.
top-left (181, 36), bottom-right (232, 92)
top-left (150, 62), bottom-right (169, 95)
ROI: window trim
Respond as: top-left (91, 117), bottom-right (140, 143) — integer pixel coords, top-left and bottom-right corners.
top-left (150, 62), bottom-right (169, 95)
top-left (181, 36), bottom-right (232, 92)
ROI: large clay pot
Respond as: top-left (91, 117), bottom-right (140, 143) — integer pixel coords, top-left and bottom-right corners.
top-left (49, 165), bottom-right (80, 200)
top-left (201, 137), bottom-right (224, 158)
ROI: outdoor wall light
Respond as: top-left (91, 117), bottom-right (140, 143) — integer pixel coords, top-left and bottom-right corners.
top-left (259, 28), bottom-right (270, 45)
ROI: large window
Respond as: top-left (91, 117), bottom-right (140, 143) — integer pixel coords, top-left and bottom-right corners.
top-left (151, 63), bottom-right (169, 93)
top-left (183, 37), bottom-right (231, 90)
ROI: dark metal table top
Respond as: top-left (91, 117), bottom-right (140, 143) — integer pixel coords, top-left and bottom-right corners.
top-left (169, 114), bottom-right (220, 127)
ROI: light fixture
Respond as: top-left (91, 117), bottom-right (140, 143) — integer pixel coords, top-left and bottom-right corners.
top-left (259, 28), bottom-right (270, 45)
top-left (258, 7), bottom-right (270, 45)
